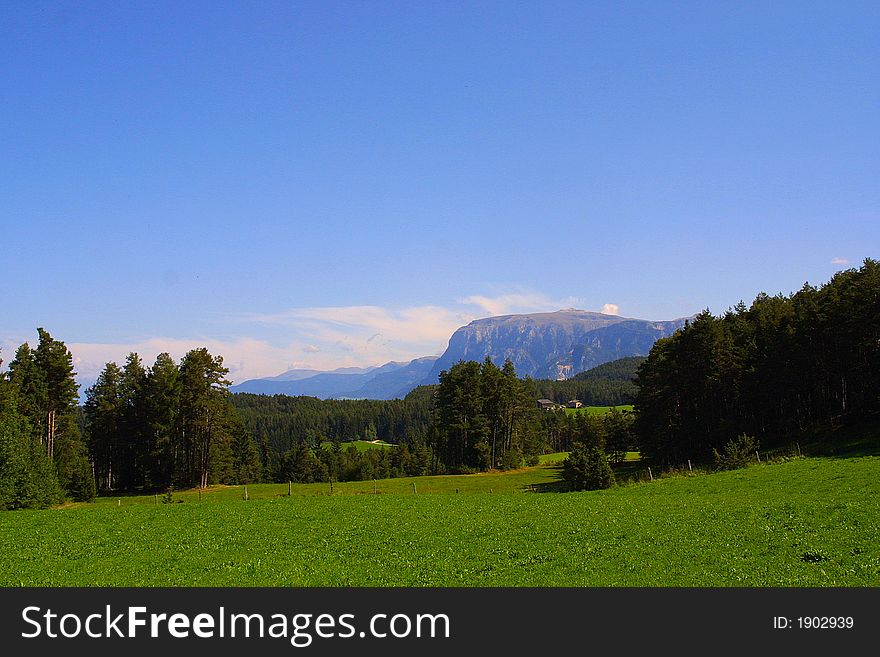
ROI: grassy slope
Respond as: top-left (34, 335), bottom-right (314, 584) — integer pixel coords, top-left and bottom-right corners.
top-left (1, 454), bottom-right (877, 587)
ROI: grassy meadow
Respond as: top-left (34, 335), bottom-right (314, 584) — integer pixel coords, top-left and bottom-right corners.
top-left (320, 439), bottom-right (395, 451)
top-left (564, 405), bottom-right (634, 417)
top-left (1, 450), bottom-right (877, 587)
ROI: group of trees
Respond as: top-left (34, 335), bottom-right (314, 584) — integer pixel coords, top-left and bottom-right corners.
top-left (542, 406), bottom-right (634, 461)
top-left (274, 440), bottom-right (432, 484)
top-left (231, 390), bottom-right (433, 471)
top-left (85, 349), bottom-right (262, 491)
top-left (431, 358), bottom-right (543, 472)
top-left (634, 259), bottom-right (880, 467)
top-left (528, 357), bottom-right (644, 406)
top-left (0, 329), bottom-right (93, 508)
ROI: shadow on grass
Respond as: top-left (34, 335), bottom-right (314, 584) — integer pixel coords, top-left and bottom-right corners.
top-left (526, 458), bottom-right (654, 493)
top-left (522, 464), bottom-right (568, 493)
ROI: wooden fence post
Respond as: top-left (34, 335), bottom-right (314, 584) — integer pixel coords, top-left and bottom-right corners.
top-left (288, 481), bottom-right (292, 496)
top-left (756, 451), bottom-right (761, 464)
top-left (647, 467), bottom-right (653, 481)
top-left (687, 459), bottom-right (692, 472)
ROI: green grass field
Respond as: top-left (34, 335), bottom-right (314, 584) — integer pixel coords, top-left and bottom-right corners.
top-left (1, 452), bottom-right (877, 587)
top-left (564, 405), bottom-right (634, 416)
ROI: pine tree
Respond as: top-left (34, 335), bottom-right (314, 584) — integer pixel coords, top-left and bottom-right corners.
top-left (84, 362), bottom-right (124, 490)
top-left (177, 348), bottom-right (233, 488)
top-left (145, 352), bottom-right (180, 489)
top-left (9, 330), bottom-right (92, 501)
top-left (0, 364), bottom-right (63, 509)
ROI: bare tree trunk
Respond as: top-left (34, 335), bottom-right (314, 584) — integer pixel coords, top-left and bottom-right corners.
top-left (47, 410), bottom-right (55, 460)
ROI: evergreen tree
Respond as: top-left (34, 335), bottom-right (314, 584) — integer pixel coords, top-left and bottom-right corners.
top-left (84, 362), bottom-right (124, 490)
top-left (0, 364), bottom-right (63, 509)
top-left (176, 348), bottom-right (234, 488)
top-left (144, 352), bottom-right (180, 489)
top-left (118, 353), bottom-right (149, 489)
top-left (9, 330), bottom-right (92, 501)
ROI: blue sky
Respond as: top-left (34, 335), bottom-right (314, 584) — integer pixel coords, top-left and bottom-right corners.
top-left (2, 1), bottom-right (877, 385)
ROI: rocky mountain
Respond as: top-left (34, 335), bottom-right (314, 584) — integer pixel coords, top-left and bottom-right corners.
top-left (420, 309), bottom-right (688, 385)
top-left (230, 356), bottom-right (438, 400)
top-left (231, 309), bottom-right (688, 400)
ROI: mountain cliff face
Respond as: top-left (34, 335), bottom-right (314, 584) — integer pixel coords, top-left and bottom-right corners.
top-left (421, 310), bottom-right (688, 384)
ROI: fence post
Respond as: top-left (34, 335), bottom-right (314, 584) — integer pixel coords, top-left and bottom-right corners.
top-left (796, 442), bottom-right (802, 457)
top-left (288, 481), bottom-right (292, 496)
top-left (756, 451), bottom-right (761, 464)
top-left (412, 482), bottom-right (417, 494)
top-left (374, 479), bottom-right (377, 494)
top-left (687, 459), bottom-right (692, 472)
top-left (647, 467), bottom-right (653, 481)
top-left (244, 485), bottom-right (249, 501)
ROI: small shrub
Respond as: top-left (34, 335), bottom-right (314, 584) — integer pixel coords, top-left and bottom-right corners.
top-left (499, 448), bottom-right (523, 471)
top-left (525, 454), bottom-right (540, 467)
top-left (713, 434), bottom-right (759, 471)
top-left (562, 443), bottom-right (615, 490)
top-left (162, 488), bottom-right (174, 504)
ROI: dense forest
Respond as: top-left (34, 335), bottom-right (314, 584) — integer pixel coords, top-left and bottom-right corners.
top-left (634, 259), bottom-right (880, 467)
top-left (232, 391), bottom-right (432, 454)
top-left (527, 356), bottom-right (643, 405)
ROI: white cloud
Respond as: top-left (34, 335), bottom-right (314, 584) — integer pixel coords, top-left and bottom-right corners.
top-left (601, 303), bottom-right (620, 316)
top-left (67, 337), bottom-right (307, 386)
top-left (458, 292), bottom-right (584, 316)
top-left (830, 257), bottom-right (850, 266)
top-left (247, 304), bottom-right (472, 354)
top-left (33, 291), bottom-right (611, 387)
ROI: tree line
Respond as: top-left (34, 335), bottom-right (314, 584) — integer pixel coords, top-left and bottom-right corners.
top-left (634, 259), bottom-right (880, 467)
top-left (84, 348), bottom-right (263, 492)
top-left (1, 329), bottom-right (93, 508)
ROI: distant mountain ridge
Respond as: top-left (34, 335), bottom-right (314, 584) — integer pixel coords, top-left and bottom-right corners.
top-left (232, 309), bottom-right (689, 400)
top-left (420, 310), bottom-right (688, 385)
top-left (230, 357), bottom-right (438, 400)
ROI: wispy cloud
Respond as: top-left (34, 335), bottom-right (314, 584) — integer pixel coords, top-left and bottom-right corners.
top-left (830, 257), bottom-right (850, 266)
top-left (13, 291), bottom-right (620, 386)
top-left (458, 292), bottom-right (584, 316)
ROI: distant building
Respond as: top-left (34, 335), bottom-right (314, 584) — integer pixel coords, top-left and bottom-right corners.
top-left (537, 399), bottom-right (557, 411)
top-left (567, 399), bottom-right (583, 409)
